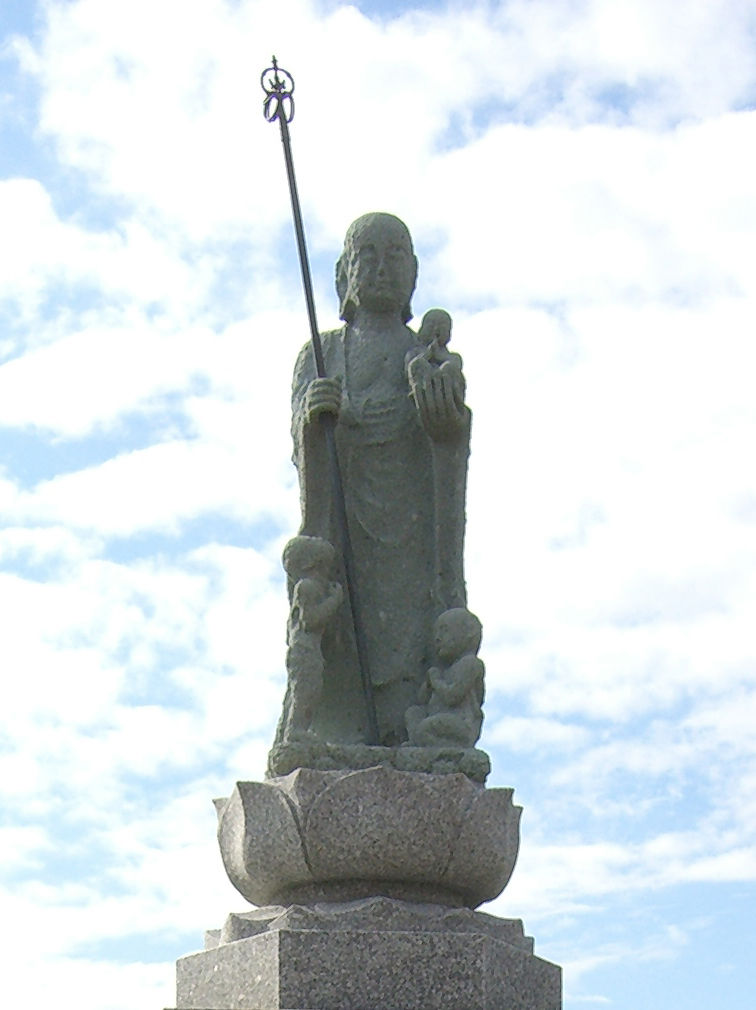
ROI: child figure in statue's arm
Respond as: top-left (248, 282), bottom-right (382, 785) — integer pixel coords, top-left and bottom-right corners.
top-left (406, 308), bottom-right (466, 437)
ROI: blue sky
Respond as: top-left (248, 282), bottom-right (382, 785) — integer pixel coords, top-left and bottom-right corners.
top-left (1, 1), bottom-right (755, 1008)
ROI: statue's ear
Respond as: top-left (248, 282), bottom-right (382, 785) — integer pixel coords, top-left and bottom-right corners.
top-left (335, 254), bottom-right (349, 319)
top-left (402, 254), bottom-right (419, 323)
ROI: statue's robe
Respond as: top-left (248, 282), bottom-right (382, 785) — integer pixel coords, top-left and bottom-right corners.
top-left (291, 326), bottom-right (470, 746)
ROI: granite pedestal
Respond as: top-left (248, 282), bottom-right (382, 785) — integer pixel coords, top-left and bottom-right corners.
top-left (175, 911), bottom-right (560, 1010)
top-left (167, 769), bottom-right (561, 1010)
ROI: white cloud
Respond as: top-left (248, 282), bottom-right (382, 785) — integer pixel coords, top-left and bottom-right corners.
top-left (486, 714), bottom-right (589, 752)
top-left (0, 179), bottom-right (214, 351)
top-left (1, 436), bottom-right (295, 536)
top-left (3, 1), bottom-right (756, 1008)
top-left (0, 952), bottom-right (173, 1010)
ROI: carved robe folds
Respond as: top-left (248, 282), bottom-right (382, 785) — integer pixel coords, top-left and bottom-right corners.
top-left (291, 326), bottom-right (470, 746)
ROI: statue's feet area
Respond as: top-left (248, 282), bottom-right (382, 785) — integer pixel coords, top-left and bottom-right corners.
top-left (267, 739), bottom-right (490, 782)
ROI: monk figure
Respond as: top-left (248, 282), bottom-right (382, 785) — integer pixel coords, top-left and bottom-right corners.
top-left (290, 212), bottom-right (471, 747)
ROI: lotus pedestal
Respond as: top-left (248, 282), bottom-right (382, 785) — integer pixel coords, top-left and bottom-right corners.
top-left (169, 766), bottom-right (561, 1010)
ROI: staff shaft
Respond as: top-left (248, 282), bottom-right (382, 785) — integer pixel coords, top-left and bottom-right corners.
top-left (277, 114), bottom-right (325, 376)
top-left (272, 89), bottom-right (380, 747)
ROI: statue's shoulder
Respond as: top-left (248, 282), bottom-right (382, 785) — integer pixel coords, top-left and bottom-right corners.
top-left (292, 329), bottom-right (345, 394)
top-left (451, 654), bottom-right (484, 683)
top-left (297, 326), bottom-right (342, 351)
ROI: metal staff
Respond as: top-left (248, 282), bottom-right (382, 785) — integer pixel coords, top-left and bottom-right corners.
top-left (261, 57), bottom-right (379, 746)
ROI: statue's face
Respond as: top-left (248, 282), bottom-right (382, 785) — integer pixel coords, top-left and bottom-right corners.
top-left (345, 216), bottom-right (416, 316)
top-left (420, 309), bottom-right (452, 347)
top-left (435, 609), bottom-right (481, 662)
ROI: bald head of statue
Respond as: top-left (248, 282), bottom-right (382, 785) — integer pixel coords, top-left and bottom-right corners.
top-left (336, 212), bottom-right (418, 324)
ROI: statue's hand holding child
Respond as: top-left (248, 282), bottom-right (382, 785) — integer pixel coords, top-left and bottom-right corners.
top-left (410, 309), bottom-right (466, 438)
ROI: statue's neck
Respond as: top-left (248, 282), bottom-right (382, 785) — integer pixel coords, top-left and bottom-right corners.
top-left (348, 309), bottom-right (409, 342)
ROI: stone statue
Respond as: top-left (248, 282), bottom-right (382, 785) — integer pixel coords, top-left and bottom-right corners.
top-left (269, 211), bottom-right (484, 777)
top-left (275, 536), bottom-right (342, 743)
top-left (172, 72), bottom-right (562, 1010)
top-left (405, 608), bottom-right (484, 749)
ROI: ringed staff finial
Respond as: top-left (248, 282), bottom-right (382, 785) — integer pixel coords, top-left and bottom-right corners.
top-left (261, 56), bottom-right (295, 124)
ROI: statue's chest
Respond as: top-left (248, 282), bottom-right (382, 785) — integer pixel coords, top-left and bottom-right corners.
top-left (346, 335), bottom-right (408, 398)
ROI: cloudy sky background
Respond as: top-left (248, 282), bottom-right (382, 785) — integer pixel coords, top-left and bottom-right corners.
top-left (1, 0), bottom-right (755, 1007)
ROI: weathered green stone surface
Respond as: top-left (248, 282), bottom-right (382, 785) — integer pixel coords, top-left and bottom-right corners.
top-left (270, 212), bottom-right (486, 776)
top-left (266, 739), bottom-right (490, 782)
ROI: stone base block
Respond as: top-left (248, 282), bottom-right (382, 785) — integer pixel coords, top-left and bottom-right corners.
top-left (266, 741), bottom-right (491, 783)
top-left (175, 925), bottom-right (560, 1010)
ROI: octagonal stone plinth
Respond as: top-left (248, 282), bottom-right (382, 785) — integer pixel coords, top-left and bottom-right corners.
top-left (176, 926), bottom-right (560, 1010)
top-left (174, 897), bottom-right (561, 1010)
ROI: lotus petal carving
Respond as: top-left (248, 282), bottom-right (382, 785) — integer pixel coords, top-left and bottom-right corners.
top-left (216, 767), bottom-right (521, 909)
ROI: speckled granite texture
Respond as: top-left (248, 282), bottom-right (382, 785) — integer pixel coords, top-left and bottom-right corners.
top-left (172, 897), bottom-right (561, 1010)
top-left (215, 768), bottom-right (521, 909)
